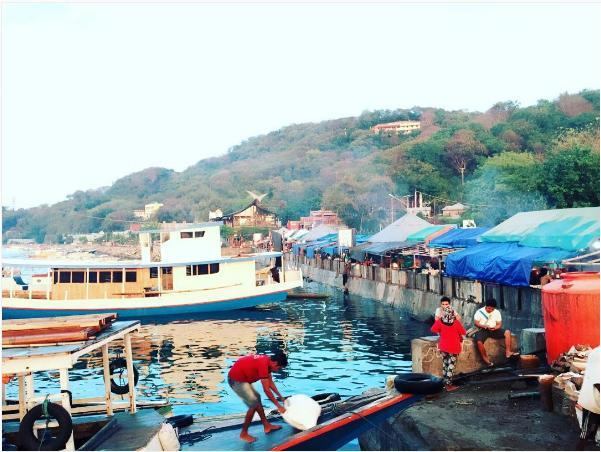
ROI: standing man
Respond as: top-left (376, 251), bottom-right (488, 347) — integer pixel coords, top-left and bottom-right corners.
top-left (473, 298), bottom-right (518, 367)
top-left (342, 261), bottom-right (351, 294)
top-left (228, 351), bottom-right (288, 443)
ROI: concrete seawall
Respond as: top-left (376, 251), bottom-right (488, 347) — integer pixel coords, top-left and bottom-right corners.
top-left (295, 256), bottom-right (544, 332)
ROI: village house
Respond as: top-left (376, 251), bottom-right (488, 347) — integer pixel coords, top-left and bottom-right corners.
top-left (133, 202), bottom-right (164, 220)
top-left (442, 202), bottom-right (468, 218)
top-left (287, 209), bottom-right (346, 230)
top-left (371, 120), bottom-right (421, 135)
top-left (216, 199), bottom-right (280, 229)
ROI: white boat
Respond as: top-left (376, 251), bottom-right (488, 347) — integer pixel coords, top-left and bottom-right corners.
top-left (2, 222), bottom-right (302, 319)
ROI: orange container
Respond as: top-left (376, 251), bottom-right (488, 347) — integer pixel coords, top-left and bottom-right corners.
top-left (541, 272), bottom-right (600, 364)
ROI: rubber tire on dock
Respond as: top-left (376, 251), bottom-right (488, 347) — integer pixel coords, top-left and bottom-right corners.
top-left (18, 402), bottom-right (73, 451)
top-left (166, 415), bottom-right (194, 429)
top-left (109, 357), bottom-right (140, 395)
top-left (394, 373), bottom-right (444, 395)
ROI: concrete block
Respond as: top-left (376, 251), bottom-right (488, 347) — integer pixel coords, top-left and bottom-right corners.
top-left (412, 335), bottom-right (519, 376)
top-left (520, 328), bottom-right (546, 354)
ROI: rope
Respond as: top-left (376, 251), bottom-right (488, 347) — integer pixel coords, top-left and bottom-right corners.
top-left (178, 426), bottom-right (216, 444)
top-left (38, 395), bottom-right (51, 451)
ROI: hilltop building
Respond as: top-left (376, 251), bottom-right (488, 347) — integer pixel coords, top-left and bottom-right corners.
top-left (133, 202), bottom-right (164, 220)
top-left (371, 120), bottom-right (420, 135)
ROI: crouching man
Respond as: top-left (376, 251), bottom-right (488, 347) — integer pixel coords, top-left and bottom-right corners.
top-left (228, 351), bottom-right (288, 443)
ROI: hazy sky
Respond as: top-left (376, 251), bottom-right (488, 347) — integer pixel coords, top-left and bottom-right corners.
top-left (2, 2), bottom-right (600, 209)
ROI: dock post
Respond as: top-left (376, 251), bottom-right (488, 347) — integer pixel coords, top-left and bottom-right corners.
top-left (124, 333), bottom-right (137, 413)
top-left (18, 374), bottom-right (25, 420)
top-left (102, 345), bottom-right (114, 416)
top-left (60, 368), bottom-right (75, 450)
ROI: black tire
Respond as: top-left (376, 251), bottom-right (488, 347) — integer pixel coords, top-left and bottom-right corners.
top-left (18, 402), bottom-right (73, 451)
top-left (394, 373), bottom-right (444, 395)
top-left (311, 393), bottom-right (341, 404)
top-left (166, 414), bottom-right (194, 428)
top-left (109, 358), bottom-right (140, 395)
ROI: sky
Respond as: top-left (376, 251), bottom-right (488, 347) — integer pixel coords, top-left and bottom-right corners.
top-left (2, 1), bottom-right (600, 209)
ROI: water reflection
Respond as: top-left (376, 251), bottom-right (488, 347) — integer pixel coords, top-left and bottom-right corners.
top-left (4, 282), bottom-right (431, 420)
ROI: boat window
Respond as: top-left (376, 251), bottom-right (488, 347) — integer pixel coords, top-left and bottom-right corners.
top-left (113, 271), bottom-right (123, 283)
top-left (150, 267), bottom-right (158, 278)
top-left (53, 270), bottom-right (58, 284)
top-left (99, 271), bottom-right (112, 283)
top-left (71, 271), bottom-right (85, 283)
top-left (162, 267), bottom-right (172, 275)
top-left (209, 263), bottom-right (220, 274)
top-left (126, 271), bottom-right (137, 282)
top-left (194, 231), bottom-right (205, 238)
top-left (89, 271), bottom-right (98, 283)
top-left (186, 264), bottom-right (211, 276)
top-left (59, 271), bottom-right (71, 283)
top-left (180, 231), bottom-right (194, 239)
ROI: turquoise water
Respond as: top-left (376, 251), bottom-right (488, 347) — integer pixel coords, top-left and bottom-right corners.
top-left (4, 281), bottom-right (431, 449)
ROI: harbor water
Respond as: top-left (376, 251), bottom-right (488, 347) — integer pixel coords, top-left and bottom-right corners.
top-left (4, 280), bottom-right (431, 450)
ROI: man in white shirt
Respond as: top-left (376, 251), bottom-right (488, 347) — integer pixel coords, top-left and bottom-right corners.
top-left (473, 298), bottom-right (518, 367)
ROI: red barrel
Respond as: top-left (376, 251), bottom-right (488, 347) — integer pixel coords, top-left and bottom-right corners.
top-left (541, 272), bottom-right (600, 364)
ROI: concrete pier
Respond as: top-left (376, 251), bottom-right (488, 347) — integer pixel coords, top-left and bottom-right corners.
top-left (296, 257), bottom-right (544, 332)
top-left (412, 336), bottom-right (519, 376)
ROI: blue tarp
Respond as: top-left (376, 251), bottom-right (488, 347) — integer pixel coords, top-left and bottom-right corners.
top-left (444, 242), bottom-right (575, 286)
top-left (429, 227), bottom-right (490, 249)
top-left (316, 235), bottom-right (371, 257)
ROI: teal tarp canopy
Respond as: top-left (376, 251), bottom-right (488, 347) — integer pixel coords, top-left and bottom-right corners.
top-left (479, 207), bottom-right (600, 252)
top-left (406, 225), bottom-right (451, 242)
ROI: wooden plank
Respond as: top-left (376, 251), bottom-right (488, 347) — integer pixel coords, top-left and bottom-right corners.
top-left (102, 345), bottom-right (113, 416)
top-left (124, 333), bottom-right (136, 413)
top-left (78, 418), bottom-right (120, 451)
top-left (2, 329), bottom-right (95, 346)
top-left (2, 314), bottom-right (117, 331)
top-left (3, 326), bottom-right (101, 337)
top-left (89, 410), bottom-right (165, 451)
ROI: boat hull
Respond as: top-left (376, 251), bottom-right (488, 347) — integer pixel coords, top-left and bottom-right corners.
top-left (179, 392), bottom-right (421, 451)
top-left (2, 290), bottom-right (289, 319)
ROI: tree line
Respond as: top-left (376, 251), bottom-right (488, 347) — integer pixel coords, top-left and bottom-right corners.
top-left (3, 90), bottom-right (599, 243)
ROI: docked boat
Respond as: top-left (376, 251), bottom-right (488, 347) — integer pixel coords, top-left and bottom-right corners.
top-left (177, 373), bottom-right (443, 451)
top-left (2, 314), bottom-right (178, 451)
top-left (2, 222), bottom-right (303, 319)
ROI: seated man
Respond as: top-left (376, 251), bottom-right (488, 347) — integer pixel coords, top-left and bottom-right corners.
top-left (473, 298), bottom-right (518, 367)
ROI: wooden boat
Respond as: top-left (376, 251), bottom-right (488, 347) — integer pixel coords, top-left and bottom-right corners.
top-left (177, 374), bottom-right (443, 451)
top-left (1, 315), bottom-right (177, 451)
top-left (2, 222), bottom-right (303, 319)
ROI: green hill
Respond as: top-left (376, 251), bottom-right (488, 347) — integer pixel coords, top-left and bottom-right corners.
top-left (3, 90), bottom-right (599, 243)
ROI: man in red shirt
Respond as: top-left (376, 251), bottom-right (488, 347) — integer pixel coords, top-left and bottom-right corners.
top-left (228, 351), bottom-right (288, 443)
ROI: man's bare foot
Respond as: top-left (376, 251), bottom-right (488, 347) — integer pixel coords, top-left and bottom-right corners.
top-left (240, 432), bottom-right (257, 443)
top-left (264, 423), bottom-right (282, 434)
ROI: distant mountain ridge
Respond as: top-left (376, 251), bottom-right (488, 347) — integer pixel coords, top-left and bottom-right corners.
top-left (3, 90), bottom-right (599, 243)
